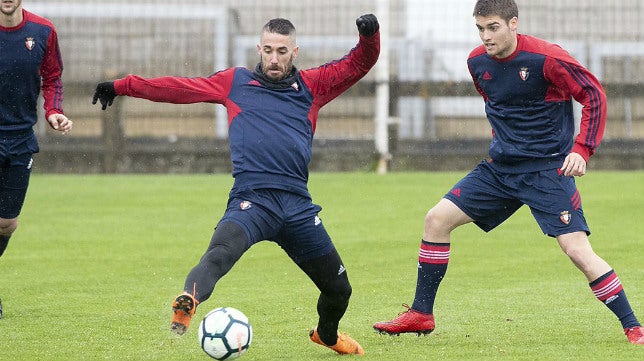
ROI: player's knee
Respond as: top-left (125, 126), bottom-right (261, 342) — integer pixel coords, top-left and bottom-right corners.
top-left (201, 240), bottom-right (247, 272)
top-left (562, 244), bottom-right (583, 260)
top-left (339, 279), bottom-right (352, 301)
top-left (558, 233), bottom-right (593, 262)
top-left (0, 218), bottom-right (18, 237)
top-left (208, 223), bottom-right (249, 256)
top-left (424, 208), bottom-right (449, 234)
top-left (563, 245), bottom-right (597, 269)
top-left (327, 276), bottom-right (352, 303)
top-left (560, 243), bottom-right (602, 276)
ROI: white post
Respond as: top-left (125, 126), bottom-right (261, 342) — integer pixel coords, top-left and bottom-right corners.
top-left (215, 10), bottom-right (229, 138)
top-left (375, 0), bottom-right (391, 174)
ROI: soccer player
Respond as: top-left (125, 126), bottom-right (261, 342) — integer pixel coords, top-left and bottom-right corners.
top-left (92, 15), bottom-right (379, 355)
top-left (373, 0), bottom-right (644, 345)
top-left (0, 0), bottom-right (72, 318)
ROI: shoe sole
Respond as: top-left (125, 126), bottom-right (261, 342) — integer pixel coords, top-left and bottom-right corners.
top-left (373, 327), bottom-right (434, 337)
top-left (174, 295), bottom-right (195, 311)
top-left (170, 322), bottom-right (188, 335)
top-left (171, 295), bottom-right (195, 336)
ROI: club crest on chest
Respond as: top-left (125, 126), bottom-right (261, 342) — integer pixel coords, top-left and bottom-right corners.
top-left (25, 37), bottom-right (35, 50)
top-left (519, 67), bottom-right (530, 81)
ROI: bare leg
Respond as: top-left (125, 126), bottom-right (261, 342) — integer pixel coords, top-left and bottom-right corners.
top-left (556, 231), bottom-right (610, 281)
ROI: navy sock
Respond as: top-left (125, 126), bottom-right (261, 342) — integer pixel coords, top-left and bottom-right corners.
top-left (411, 240), bottom-right (449, 314)
top-left (299, 250), bottom-right (352, 346)
top-left (0, 235), bottom-right (10, 257)
top-left (590, 270), bottom-right (641, 329)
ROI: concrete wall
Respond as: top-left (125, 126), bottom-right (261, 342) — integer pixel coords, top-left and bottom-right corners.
top-left (34, 137), bottom-right (643, 174)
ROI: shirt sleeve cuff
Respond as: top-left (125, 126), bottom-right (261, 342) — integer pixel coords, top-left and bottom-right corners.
top-left (45, 109), bottom-right (63, 119)
top-left (571, 143), bottom-right (592, 161)
top-left (113, 78), bottom-right (126, 95)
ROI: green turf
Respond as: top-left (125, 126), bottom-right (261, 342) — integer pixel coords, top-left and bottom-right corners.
top-left (0, 171), bottom-right (642, 360)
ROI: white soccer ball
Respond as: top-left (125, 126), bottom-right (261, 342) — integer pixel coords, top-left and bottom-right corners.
top-left (198, 307), bottom-right (253, 360)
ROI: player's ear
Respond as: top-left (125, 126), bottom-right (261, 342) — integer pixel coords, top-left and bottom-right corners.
top-left (256, 43), bottom-right (261, 54)
top-left (292, 46), bottom-right (299, 60)
top-left (509, 17), bottom-right (518, 31)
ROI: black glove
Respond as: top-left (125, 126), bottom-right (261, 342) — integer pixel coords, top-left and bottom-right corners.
top-left (92, 81), bottom-right (117, 110)
top-left (356, 14), bottom-right (379, 37)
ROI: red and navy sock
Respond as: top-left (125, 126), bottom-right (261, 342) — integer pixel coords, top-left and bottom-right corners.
top-left (590, 270), bottom-right (641, 329)
top-left (411, 240), bottom-right (450, 314)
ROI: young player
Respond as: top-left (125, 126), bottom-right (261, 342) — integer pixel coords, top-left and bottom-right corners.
top-left (0, 0), bottom-right (72, 318)
top-left (92, 15), bottom-right (380, 355)
top-left (373, 0), bottom-right (644, 345)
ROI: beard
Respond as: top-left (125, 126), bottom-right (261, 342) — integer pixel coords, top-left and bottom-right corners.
top-left (1, 2), bottom-right (20, 16)
top-left (260, 56), bottom-right (295, 81)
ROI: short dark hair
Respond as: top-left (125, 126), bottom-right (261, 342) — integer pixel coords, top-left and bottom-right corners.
top-left (262, 18), bottom-right (296, 36)
top-left (473, 0), bottom-right (519, 23)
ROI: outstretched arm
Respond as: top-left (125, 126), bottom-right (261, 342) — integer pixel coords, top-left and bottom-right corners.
top-left (92, 69), bottom-right (236, 109)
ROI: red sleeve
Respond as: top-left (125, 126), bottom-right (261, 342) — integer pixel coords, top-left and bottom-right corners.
top-left (114, 68), bottom-right (236, 105)
top-left (543, 52), bottom-right (607, 161)
top-left (299, 31), bottom-right (380, 107)
top-left (467, 46), bottom-right (492, 137)
top-left (40, 27), bottom-right (64, 118)
top-left (467, 47), bottom-right (489, 101)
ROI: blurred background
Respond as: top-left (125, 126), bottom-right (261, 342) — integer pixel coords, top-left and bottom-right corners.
top-left (27, 0), bottom-right (644, 173)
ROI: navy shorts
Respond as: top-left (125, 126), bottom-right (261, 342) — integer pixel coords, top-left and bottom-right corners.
top-left (0, 132), bottom-right (38, 219)
top-left (219, 188), bottom-right (335, 263)
top-left (443, 161), bottom-right (590, 237)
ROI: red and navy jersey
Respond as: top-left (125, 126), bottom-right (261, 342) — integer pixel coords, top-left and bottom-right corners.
top-left (0, 9), bottom-right (64, 133)
top-left (467, 34), bottom-right (606, 173)
top-left (115, 32), bottom-right (379, 196)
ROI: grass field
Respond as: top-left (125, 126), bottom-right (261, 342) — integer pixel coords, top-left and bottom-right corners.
top-left (0, 171), bottom-right (642, 360)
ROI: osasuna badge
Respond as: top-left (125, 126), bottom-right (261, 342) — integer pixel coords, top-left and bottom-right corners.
top-left (519, 66), bottom-right (529, 81)
top-left (560, 211), bottom-right (571, 225)
top-left (25, 37), bottom-right (35, 50)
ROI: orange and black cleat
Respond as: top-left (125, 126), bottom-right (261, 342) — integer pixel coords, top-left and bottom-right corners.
top-left (309, 327), bottom-right (365, 355)
top-left (170, 292), bottom-right (198, 335)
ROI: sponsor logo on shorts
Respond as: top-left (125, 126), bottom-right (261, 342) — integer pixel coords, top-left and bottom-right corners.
top-left (27, 158), bottom-right (33, 170)
top-left (559, 210), bottom-right (571, 225)
top-left (239, 200), bottom-right (252, 210)
top-left (314, 216), bottom-right (321, 226)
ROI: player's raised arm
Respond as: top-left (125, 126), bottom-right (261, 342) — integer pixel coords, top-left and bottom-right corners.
top-left (299, 14), bottom-right (380, 107)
